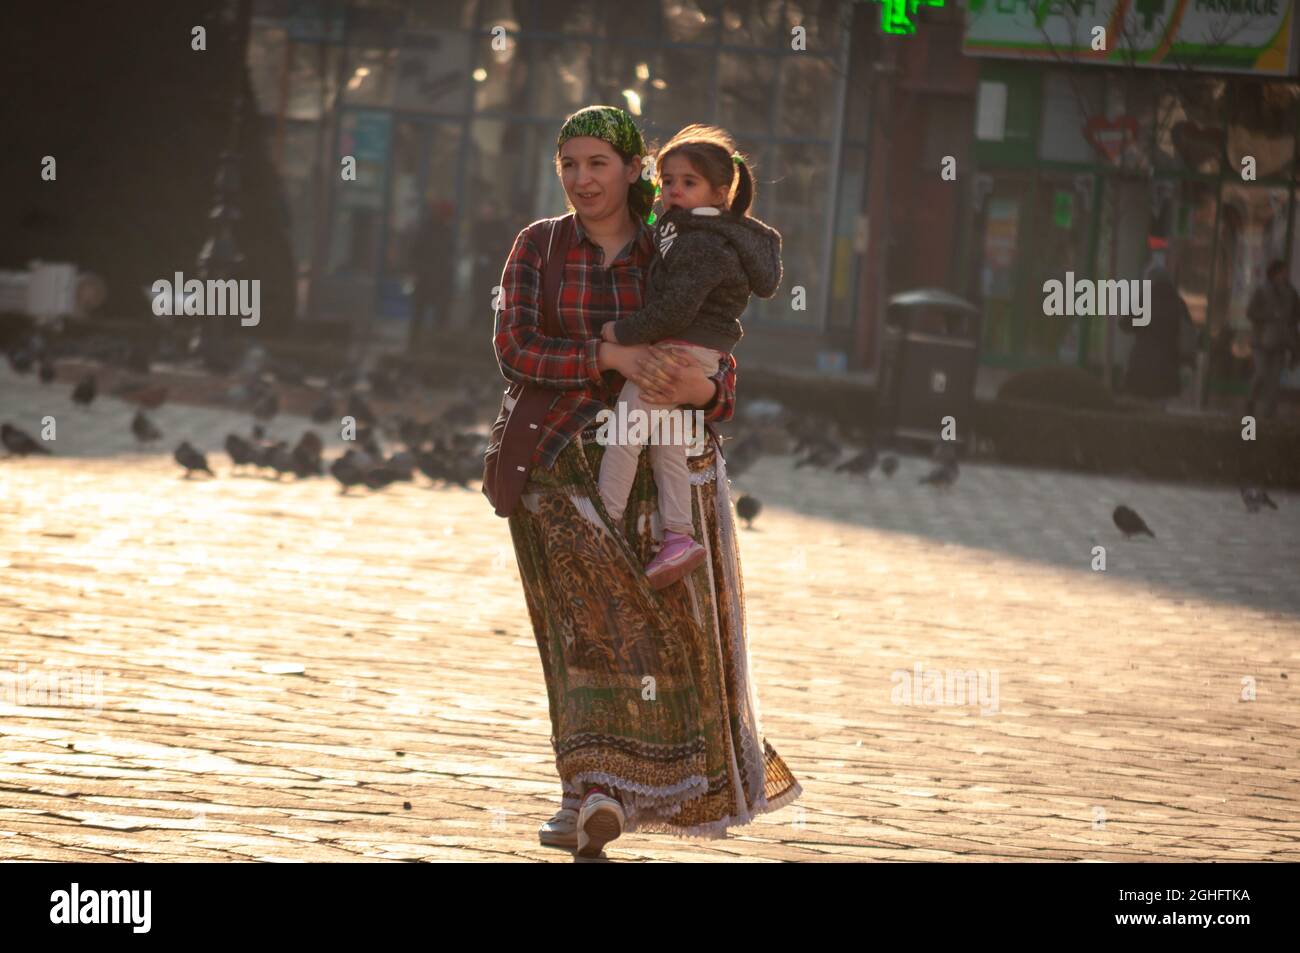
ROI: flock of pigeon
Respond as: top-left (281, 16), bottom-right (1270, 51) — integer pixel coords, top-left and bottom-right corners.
top-left (717, 403), bottom-right (1278, 536)
top-left (1, 340), bottom-right (490, 495)
top-left (1, 334), bottom-right (1283, 528)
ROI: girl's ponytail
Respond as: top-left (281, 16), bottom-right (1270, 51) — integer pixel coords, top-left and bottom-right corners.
top-left (731, 156), bottom-right (754, 217)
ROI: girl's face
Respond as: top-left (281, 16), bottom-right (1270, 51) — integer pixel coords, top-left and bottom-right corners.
top-left (558, 137), bottom-right (642, 224)
top-left (658, 154), bottom-right (728, 213)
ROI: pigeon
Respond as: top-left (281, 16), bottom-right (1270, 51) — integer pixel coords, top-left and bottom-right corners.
top-left (225, 433), bottom-right (257, 470)
top-left (795, 443), bottom-right (841, 470)
top-left (309, 393), bottom-right (336, 425)
top-left (346, 392), bottom-right (378, 427)
top-left (1112, 504), bottom-right (1154, 538)
top-left (1240, 486), bottom-right (1278, 513)
top-left (329, 452), bottom-right (365, 493)
top-left (130, 410), bottom-right (162, 445)
top-left (252, 389), bottom-right (279, 423)
top-left (919, 460), bottom-right (958, 488)
top-left (723, 432), bottom-right (763, 479)
top-left (363, 462), bottom-right (403, 491)
top-left (72, 373), bottom-right (96, 407)
top-left (879, 455), bottom-right (899, 478)
top-left (291, 445), bottom-right (323, 478)
top-left (8, 347), bottom-right (34, 374)
top-left (835, 446), bottom-right (877, 476)
top-left (2, 422), bottom-right (51, 455)
top-left (174, 441), bottom-right (212, 477)
top-left (267, 442), bottom-right (296, 479)
top-left (385, 450), bottom-right (416, 481)
top-left (735, 493), bottom-right (761, 529)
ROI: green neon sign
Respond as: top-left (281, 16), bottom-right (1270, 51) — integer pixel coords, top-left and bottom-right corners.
top-left (865, 0), bottom-right (947, 34)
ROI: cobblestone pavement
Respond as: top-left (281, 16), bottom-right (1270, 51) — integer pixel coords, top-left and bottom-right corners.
top-left (1, 363), bottom-right (1297, 862)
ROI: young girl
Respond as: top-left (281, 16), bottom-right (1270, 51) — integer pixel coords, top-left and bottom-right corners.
top-left (597, 124), bottom-right (782, 589)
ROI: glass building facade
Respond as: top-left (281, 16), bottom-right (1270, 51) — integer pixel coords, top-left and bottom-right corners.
top-left (964, 61), bottom-right (1300, 397)
top-left (246, 0), bottom-right (873, 353)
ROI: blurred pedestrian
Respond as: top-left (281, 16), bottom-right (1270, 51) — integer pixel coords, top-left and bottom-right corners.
top-left (1245, 259), bottom-right (1300, 419)
top-left (408, 199), bottom-right (455, 349)
top-left (1119, 262), bottom-right (1188, 401)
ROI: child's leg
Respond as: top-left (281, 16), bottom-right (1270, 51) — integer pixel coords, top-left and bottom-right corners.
top-left (596, 378), bottom-right (648, 525)
top-left (648, 439), bottom-right (695, 537)
top-left (648, 345), bottom-right (726, 536)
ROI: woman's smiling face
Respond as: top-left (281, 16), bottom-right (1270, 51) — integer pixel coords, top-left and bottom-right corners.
top-left (558, 136), bottom-right (641, 223)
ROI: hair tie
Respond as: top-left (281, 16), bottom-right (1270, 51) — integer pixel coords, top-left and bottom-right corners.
top-left (731, 152), bottom-right (743, 165)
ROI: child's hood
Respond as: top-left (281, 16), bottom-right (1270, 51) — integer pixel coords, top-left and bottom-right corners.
top-left (664, 206), bottom-right (783, 299)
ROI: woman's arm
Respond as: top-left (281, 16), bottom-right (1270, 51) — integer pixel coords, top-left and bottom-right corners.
top-left (622, 346), bottom-right (737, 424)
top-left (493, 226), bottom-right (603, 389)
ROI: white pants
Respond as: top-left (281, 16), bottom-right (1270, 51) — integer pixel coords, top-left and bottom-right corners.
top-left (596, 344), bottom-right (721, 536)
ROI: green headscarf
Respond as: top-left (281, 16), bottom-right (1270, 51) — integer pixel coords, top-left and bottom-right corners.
top-left (556, 105), bottom-right (659, 226)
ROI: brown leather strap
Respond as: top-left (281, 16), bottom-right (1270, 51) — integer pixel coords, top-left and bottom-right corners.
top-left (488, 215), bottom-right (573, 517)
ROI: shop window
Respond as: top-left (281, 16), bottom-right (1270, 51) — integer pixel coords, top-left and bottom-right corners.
top-left (286, 43), bottom-right (341, 121)
top-left (829, 144), bottom-right (867, 330)
top-left (777, 54), bottom-right (836, 140)
top-left (329, 110), bottom-right (390, 275)
top-left (1152, 179), bottom-right (1216, 330)
top-left (721, 0), bottom-right (784, 48)
top-left (342, 47), bottom-right (395, 107)
top-left (663, 0), bottom-right (720, 43)
top-left (470, 0), bottom-right (529, 33)
top-left (536, 0), bottom-right (600, 34)
top-left (393, 35), bottom-right (471, 114)
top-left (782, 0), bottom-right (844, 51)
top-left (760, 142), bottom-right (830, 327)
top-left (1214, 184), bottom-right (1289, 336)
top-left (719, 52), bottom-right (776, 136)
top-left (533, 40), bottom-right (593, 117)
top-left (595, 44), bottom-right (657, 118)
top-left (1038, 70), bottom-right (1104, 164)
top-left (1226, 80), bottom-right (1297, 181)
top-left (406, 1), bottom-right (480, 32)
top-left (643, 47), bottom-right (716, 142)
top-left (1154, 74), bottom-right (1226, 174)
top-left (248, 24), bottom-right (288, 116)
top-left (474, 32), bottom-right (532, 114)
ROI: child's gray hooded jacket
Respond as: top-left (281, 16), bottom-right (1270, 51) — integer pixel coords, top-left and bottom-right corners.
top-left (611, 205), bottom-right (782, 353)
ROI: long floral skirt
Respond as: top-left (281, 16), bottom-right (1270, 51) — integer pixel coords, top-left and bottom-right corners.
top-left (508, 425), bottom-right (802, 838)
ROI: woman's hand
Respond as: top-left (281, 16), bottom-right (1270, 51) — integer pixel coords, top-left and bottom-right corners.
top-left (630, 344), bottom-right (717, 407)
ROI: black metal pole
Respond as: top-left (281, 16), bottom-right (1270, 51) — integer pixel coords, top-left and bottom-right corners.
top-left (196, 0), bottom-right (253, 373)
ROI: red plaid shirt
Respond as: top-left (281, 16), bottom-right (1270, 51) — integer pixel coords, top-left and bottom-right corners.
top-left (493, 212), bottom-right (737, 471)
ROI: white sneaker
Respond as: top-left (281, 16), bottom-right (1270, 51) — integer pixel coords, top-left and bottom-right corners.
top-left (576, 791), bottom-right (625, 857)
top-left (538, 808), bottom-right (578, 848)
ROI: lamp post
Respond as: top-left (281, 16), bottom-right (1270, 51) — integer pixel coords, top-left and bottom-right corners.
top-left (196, 0), bottom-right (253, 373)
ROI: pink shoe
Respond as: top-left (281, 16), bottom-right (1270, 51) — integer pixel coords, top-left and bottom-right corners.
top-left (645, 531), bottom-right (706, 590)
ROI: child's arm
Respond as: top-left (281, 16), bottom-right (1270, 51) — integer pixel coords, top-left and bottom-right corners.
top-left (607, 231), bottom-right (730, 346)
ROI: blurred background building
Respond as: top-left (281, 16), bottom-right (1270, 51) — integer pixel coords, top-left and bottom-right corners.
top-left (244, 0), bottom-right (931, 373)
top-left (6, 0), bottom-right (1299, 408)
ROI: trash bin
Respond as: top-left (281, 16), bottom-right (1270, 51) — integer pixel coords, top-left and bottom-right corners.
top-left (874, 288), bottom-right (982, 452)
